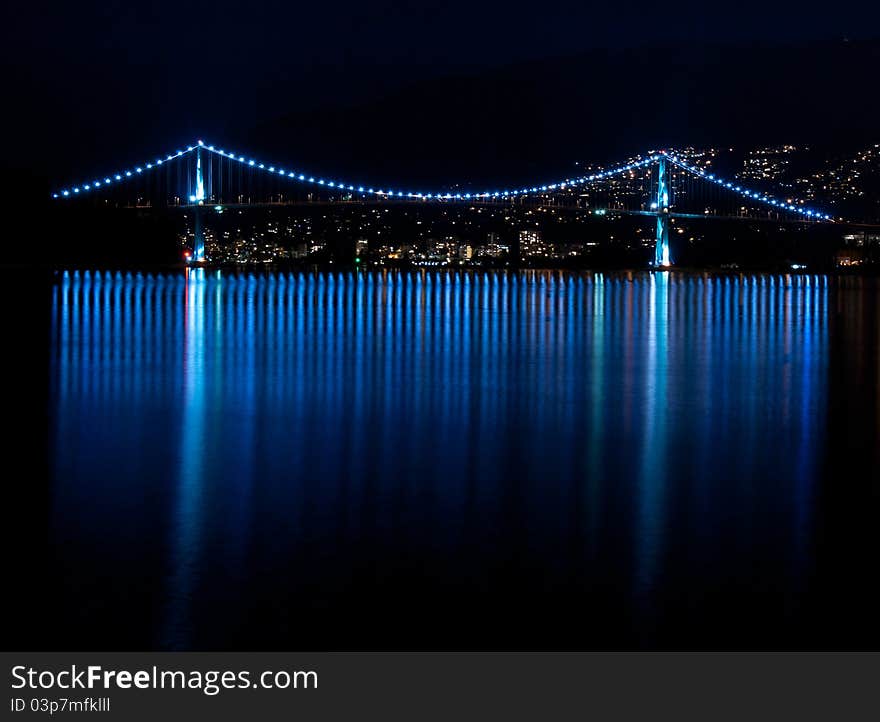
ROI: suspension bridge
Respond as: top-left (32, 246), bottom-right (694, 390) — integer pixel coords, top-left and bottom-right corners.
top-left (52, 139), bottom-right (842, 267)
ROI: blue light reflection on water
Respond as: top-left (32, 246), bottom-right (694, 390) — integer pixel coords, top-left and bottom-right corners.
top-left (50, 269), bottom-right (833, 648)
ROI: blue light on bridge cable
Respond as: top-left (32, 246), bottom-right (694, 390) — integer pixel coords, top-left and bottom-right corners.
top-left (48, 139), bottom-right (834, 222)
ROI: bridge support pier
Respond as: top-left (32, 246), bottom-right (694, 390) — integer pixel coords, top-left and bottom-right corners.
top-left (654, 155), bottom-right (672, 267)
top-left (655, 214), bottom-right (670, 267)
top-left (190, 146), bottom-right (206, 262)
top-left (193, 206), bottom-right (204, 262)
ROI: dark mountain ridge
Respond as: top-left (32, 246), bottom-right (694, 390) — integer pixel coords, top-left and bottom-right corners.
top-left (238, 38), bottom-right (879, 188)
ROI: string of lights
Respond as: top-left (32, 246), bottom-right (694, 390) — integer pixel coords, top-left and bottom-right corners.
top-left (197, 141), bottom-right (655, 201)
top-left (664, 154), bottom-right (833, 220)
top-left (52, 146), bottom-right (198, 198)
top-left (50, 139), bottom-right (833, 221)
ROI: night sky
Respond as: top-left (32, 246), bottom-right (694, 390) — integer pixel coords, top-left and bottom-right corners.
top-left (4, 1), bottom-right (879, 183)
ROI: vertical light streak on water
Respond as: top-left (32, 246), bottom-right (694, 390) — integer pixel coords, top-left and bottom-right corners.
top-left (354, 271), bottom-right (377, 534)
top-left (293, 272), bottom-right (309, 507)
top-left (557, 273), bottom-right (578, 552)
top-left (109, 274), bottom-right (120, 405)
top-left (130, 274), bottom-right (142, 409)
top-left (532, 273), bottom-right (548, 472)
top-left (438, 273), bottom-right (461, 512)
top-left (782, 275), bottom-right (794, 433)
top-left (456, 273), bottom-right (473, 509)
top-left (51, 273), bottom-right (64, 512)
top-left (162, 267), bottom-right (207, 649)
top-left (634, 273), bottom-right (670, 607)
top-left (790, 274), bottom-right (826, 591)
top-left (114, 272), bottom-right (127, 398)
top-left (583, 274), bottom-right (605, 557)
top-left (378, 272), bottom-right (396, 505)
top-left (331, 271), bottom-right (350, 537)
top-left (83, 271), bottom-right (94, 400)
top-left (132, 273), bottom-right (144, 403)
top-left (94, 274), bottom-right (106, 405)
top-left (486, 272), bottom-right (505, 490)
top-left (457, 273), bottom-right (474, 523)
top-left (622, 282), bottom-right (636, 488)
top-left (552, 273), bottom-right (568, 445)
top-left (454, 274), bottom-right (473, 551)
top-left (323, 274), bottom-right (336, 481)
top-left (728, 276), bottom-right (749, 473)
top-left (220, 272), bottom-right (255, 617)
top-left (439, 272), bottom-right (457, 469)
top-left (687, 274), bottom-right (713, 550)
top-left (354, 269), bottom-right (368, 513)
top-left (741, 275), bottom-right (761, 486)
top-left (71, 273), bottom-right (83, 407)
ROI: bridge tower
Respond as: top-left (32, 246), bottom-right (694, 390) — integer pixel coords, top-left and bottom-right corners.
top-left (191, 146), bottom-right (207, 262)
top-left (654, 155), bottom-right (672, 267)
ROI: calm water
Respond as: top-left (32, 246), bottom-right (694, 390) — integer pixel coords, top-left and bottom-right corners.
top-left (29, 270), bottom-right (880, 648)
